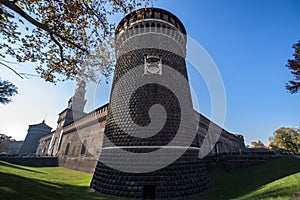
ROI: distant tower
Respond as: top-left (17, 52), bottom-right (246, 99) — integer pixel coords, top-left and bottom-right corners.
top-left (18, 121), bottom-right (52, 155)
top-left (91, 8), bottom-right (209, 199)
top-left (68, 80), bottom-right (87, 120)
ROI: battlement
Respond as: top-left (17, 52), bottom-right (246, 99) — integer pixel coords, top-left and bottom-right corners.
top-left (116, 8), bottom-right (186, 35)
top-left (63, 103), bottom-right (108, 133)
top-left (115, 8), bottom-right (187, 54)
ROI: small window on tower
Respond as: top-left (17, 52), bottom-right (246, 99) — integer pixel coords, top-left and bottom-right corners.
top-left (144, 55), bottom-right (162, 75)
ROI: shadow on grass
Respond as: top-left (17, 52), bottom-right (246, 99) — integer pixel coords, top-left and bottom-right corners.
top-left (190, 156), bottom-right (300, 200)
top-left (0, 161), bottom-right (45, 174)
top-left (0, 172), bottom-right (123, 200)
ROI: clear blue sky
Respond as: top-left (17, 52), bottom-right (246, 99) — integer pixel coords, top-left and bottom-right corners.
top-left (0, 0), bottom-right (299, 146)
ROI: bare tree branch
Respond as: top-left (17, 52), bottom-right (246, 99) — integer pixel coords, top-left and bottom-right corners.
top-left (50, 33), bottom-right (64, 62)
top-left (0, 58), bottom-right (20, 65)
top-left (19, 72), bottom-right (40, 79)
top-left (0, 61), bottom-right (23, 79)
top-left (0, 61), bottom-right (39, 79)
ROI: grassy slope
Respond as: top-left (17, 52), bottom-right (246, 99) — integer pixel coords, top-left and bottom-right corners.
top-left (0, 161), bottom-right (122, 200)
top-left (1, 157), bottom-right (300, 200)
top-left (192, 156), bottom-right (300, 200)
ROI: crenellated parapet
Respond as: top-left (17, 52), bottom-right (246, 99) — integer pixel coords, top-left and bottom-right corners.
top-left (116, 8), bottom-right (186, 35)
top-left (63, 104), bottom-right (108, 134)
top-left (115, 8), bottom-right (187, 57)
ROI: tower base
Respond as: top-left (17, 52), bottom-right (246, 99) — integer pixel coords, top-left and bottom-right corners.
top-left (91, 149), bottom-right (209, 199)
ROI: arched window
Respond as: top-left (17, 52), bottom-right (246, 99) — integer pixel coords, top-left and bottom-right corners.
top-left (140, 24), bottom-right (144, 33)
top-left (145, 22), bottom-right (150, 32)
top-left (65, 143), bottom-right (70, 155)
top-left (80, 140), bottom-right (87, 156)
top-left (151, 23), bottom-right (155, 32)
top-left (162, 25), bottom-right (166, 34)
top-left (156, 23), bottom-right (161, 33)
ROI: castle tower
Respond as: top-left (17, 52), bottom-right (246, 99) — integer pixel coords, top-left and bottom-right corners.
top-left (91, 8), bottom-right (209, 199)
top-left (67, 80), bottom-right (87, 121)
top-left (49, 81), bottom-right (87, 156)
top-left (18, 120), bottom-right (52, 155)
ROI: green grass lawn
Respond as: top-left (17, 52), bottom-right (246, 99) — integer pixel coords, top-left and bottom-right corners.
top-left (192, 156), bottom-right (300, 200)
top-left (1, 156), bottom-right (300, 200)
top-left (0, 161), bottom-right (122, 200)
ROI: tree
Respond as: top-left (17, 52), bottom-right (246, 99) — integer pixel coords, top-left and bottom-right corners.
top-left (269, 127), bottom-right (300, 154)
top-left (0, 133), bottom-right (15, 153)
top-left (250, 140), bottom-right (266, 148)
top-left (0, 78), bottom-right (18, 104)
top-left (0, 0), bottom-right (152, 82)
top-left (286, 40), bottom-right (300, 94)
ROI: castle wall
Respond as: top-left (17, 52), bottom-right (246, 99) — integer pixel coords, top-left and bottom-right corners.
top-left (196, 111), bottom-right (245, 155)
top-left (9, 141), bottom-right (23, 155)
top-left (0, 157), bottom-right (58, 167)
top-left (36, 132), bottom-right (53, 156)
top-left (54, 105), bottom-right (108, 173)
top-left (36, 101), bottom-right (245, 174)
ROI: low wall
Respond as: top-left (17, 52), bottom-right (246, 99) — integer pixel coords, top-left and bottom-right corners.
top-left (203, 155), bottom-right (278, 172)
top-left (0, 155), bottom-right (97, 173)
top-left (0, 155), bottom-right (279, 174)
top-left (58, 155), bottom-right (278, 174)
top-left (58, 156), bottom-right (97, 174)
top-left (0, 156), bottom-right (58, 167)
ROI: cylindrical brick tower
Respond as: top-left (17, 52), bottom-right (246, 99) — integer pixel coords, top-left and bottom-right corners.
top-left (91, 8), bottom-right (209, 199)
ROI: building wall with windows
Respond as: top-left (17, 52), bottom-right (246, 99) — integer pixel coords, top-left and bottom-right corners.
top-left (36, 102), bottom-right (108, 173)
top-left (56, 105), bottom-right (107, 173)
